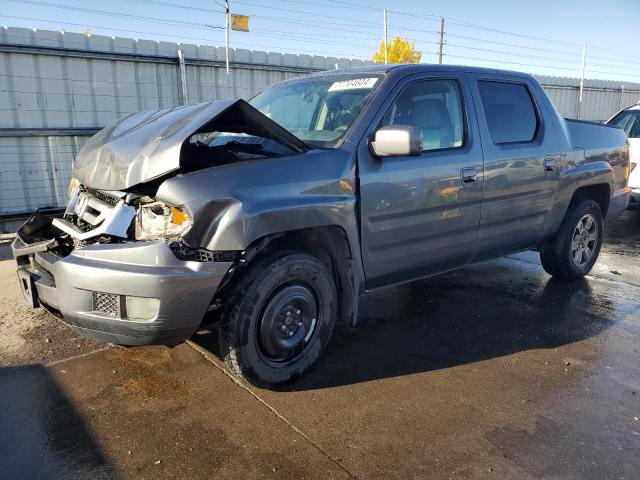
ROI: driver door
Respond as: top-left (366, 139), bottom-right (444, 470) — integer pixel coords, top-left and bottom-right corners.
top-left (357, 74), bottom-right (484, 288)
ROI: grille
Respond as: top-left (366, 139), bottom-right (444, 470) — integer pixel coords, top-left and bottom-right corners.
top-left (85, 188), bottom-right (121, 207)
top-left (169, 242), bottom-right (237, 262)
top-left (93, 292), bottom-right (120, 316)
top-left (194, 249), bottom-right (237, 262)
top-left (76, 218), bottom-right (95, 232)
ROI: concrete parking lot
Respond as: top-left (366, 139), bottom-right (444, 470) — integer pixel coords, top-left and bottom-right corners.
top-left (1, 211), bottom-right (639, 480)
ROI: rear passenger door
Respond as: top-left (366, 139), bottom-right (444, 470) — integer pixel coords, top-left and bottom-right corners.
top-left (468, 76), bottom-right (561, 261)
top-left (358, 74), bottom-right (484, 288)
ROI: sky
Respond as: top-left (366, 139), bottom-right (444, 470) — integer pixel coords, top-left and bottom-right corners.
top-left (1, 0), bottom-right (639, 82)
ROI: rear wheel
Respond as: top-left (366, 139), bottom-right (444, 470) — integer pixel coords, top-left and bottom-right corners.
top-left (218, 251), bottom-right (337, 385)
top-left (540, 199), bottom-right (604, 279)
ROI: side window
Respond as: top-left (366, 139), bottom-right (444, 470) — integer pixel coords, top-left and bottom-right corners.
top-left (382, 79), bottom-right (465, 151)
top-left (610, 112), bottom-right (640, 138)
top-left (478, 81), bottom-right (538, 144)
top-left (630, 115), bottom-right (640, 138)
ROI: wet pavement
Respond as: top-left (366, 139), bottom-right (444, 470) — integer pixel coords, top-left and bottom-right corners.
top-left (1, 211), bottom-right (639, 479)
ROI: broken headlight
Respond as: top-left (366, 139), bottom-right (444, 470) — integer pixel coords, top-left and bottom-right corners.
top-left (135, 201), bottom-right (192, 241)
top-left (68, 177), bottom-right (81, 199)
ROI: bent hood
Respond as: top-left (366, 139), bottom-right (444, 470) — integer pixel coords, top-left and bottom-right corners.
top-left (73, 99), bottom-right (308, 191)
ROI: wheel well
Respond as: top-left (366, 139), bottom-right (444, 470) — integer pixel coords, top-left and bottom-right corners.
top-left (220, 226), bottom-right (358, 325)
top-left (570, 184), bottom-right (610, 217)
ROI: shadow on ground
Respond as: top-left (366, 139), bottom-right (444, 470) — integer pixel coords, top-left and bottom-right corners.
top-left (191, 209), bottom-right (640, 391)
top-left (0, 237), bottom-right (15, 261)
top-left (194, 271), bottom-right (616, 391)
top-left (0, 365), bottom-right (118, 479)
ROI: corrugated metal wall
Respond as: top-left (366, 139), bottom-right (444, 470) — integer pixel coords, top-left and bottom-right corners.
top-left (538, 74), bottom-right (640, 121)
top-left (1, 26), bottom-right (640, 219)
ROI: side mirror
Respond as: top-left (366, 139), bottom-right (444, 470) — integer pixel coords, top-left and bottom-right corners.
top-left (369, 125), bottom-right (423, 158)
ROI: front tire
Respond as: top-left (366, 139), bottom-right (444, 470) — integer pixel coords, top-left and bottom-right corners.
top-left (218, 251), bottom-right (337, 385)
top-left (540, 198), bottom-right (604, 279)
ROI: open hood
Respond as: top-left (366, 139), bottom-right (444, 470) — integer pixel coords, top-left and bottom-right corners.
top-left (73, 99), bottom-right (308, 191)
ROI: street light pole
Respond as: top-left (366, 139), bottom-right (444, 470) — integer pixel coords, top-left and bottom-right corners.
top-left (383, 8), bottom-right (388, 64)
top-left (438, 17), bottom-right (445, 64)
top-left (577, 43), bottom-right (586, 118)
top-left (225, 0), bottom-right (230, 74)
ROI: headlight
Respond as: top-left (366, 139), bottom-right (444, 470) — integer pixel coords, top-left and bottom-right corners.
top-left (68, 177), bottom-right (81, 199)
top-left (135, 201), bottom-right (192, 240)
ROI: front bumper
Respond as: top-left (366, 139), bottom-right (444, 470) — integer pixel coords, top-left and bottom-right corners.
top-left (12, 220), bottom-right (232, 346)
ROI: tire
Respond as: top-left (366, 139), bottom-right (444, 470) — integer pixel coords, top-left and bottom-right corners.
top-left (218, 251), bottom-right (337, 385)
top-left (540, 198), bottom-right (604, 280)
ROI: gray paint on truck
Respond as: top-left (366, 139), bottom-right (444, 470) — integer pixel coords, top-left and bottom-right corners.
top-left (11, 64), bottom-right (631, 347)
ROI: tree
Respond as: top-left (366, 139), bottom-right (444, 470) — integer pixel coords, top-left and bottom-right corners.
top-left (372, 36), bottom-right (422, 64)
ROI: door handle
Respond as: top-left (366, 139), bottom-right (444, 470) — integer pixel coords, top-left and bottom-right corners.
top-left (461, 167), bottom-right (477, 184)
top-left (544, 158), bottom-right (556, 172)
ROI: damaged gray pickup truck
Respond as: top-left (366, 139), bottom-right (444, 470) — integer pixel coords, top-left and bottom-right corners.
top-left (12, 65), bottom-right (631, 385)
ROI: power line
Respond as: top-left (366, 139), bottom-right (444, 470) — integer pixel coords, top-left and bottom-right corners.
top-left (322, 0), bottom-right (378, 11)
top-left (250, 28), bottom-right (379, 43)
top-left (115, 0), bottom-right (224, 15)
top-left (444, 53), bottom-right (581, 72)
top-left (284, 0), bottom-right (640, 61)
top-left (247, 13), bottom-right (381, 37)
top-left (0, 15), bottom-right (373, 60)
top-left (2, 0), bottom-right (225, 30)
top-left (445, 18), bottom-right (582, 47)
top-left (443, 32), bottom-right (580, 57)
top-left (1, 0), bottom-right (637, 81)
top-left (244, 30), bottom-right (375, 49)
top-left (232, 0), bottom-right (382, 27)
top-left (0, 14), bottom-right (224, 42)
top-left (444, 42), bottom-right (581, 65)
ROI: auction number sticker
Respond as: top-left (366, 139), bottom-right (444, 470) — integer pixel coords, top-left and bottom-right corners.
top-left (328, 78), bottom-right (379, 92)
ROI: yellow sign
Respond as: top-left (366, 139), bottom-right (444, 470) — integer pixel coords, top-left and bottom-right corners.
top-left (231, 14), bottom-right (249, 32)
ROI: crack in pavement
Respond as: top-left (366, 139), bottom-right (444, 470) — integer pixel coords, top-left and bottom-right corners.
top-left (187, 340), bottom-right (358, 479)
top-left (44, 346), bottom-right (114, 367)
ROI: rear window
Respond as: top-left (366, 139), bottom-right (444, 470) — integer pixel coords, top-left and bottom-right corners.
top-left (608, 111), bottom-right (640, 138)
top-left (478, 81), bottom-right (538, 144)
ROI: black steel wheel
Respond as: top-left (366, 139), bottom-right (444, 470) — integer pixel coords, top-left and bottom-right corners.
top-left (219, 251), bottom-right (337, 386)
top-left (257, 282), bottom-right (320, 366)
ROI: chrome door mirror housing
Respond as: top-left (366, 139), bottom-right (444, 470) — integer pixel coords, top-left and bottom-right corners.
top-left (369, 125), bottom-right (423, 158)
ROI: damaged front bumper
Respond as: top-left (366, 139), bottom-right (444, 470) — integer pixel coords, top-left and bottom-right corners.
top-left (12, 211), bottom-right (233, 346)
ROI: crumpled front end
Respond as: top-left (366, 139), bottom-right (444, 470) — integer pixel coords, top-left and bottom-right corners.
top-left (11, 185), bottom-right (234, 346)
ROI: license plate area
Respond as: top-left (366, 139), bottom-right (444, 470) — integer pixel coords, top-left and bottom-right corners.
top-left (17, 268), bottom-right (40, 308)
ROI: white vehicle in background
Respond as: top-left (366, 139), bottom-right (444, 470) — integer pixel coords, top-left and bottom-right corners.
top-left (607, 103), bottom-right (640, 208)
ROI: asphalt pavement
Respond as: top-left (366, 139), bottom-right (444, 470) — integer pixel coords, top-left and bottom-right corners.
top-left (1, 210), bottom-right (639, 479)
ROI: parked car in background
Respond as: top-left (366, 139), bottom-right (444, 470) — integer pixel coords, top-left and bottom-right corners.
top-left (12, 65), bottom-right (631, 385)
top-left (607, 102), bottom-right (640, 208)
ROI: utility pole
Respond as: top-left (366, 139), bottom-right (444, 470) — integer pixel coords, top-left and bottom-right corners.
top-left (225, 0), bottom-right (230, 74)
top-left (577, 43), bottom-right (586, 118)
top-left (438, 16), bottom-right (445, 64)
top-left (383, 8), bottom-right (388, 64)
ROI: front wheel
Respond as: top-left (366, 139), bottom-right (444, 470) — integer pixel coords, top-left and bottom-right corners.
top-left (540, 198), bottom-right (604, 280)
top-left (218, 251), bottom-right (337, 386)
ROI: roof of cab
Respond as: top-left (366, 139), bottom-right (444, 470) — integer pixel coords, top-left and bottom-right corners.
top-left (321, 63), bottom-right (533, 79)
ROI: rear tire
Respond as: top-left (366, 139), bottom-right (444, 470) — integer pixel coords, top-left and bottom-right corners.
top-left (540, 198), bottom-right (604, 280)
top-left (218, 251), bottom-right (337, 386)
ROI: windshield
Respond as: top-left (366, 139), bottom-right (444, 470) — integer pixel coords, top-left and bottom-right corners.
top-left (608, 110), bottom-right (640, 138)
top-left (249, 74), bottom-right (383, 148)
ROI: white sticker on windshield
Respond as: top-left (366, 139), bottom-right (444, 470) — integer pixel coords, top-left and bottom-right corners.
top-left (328, 77), bottom-right (378, 92)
